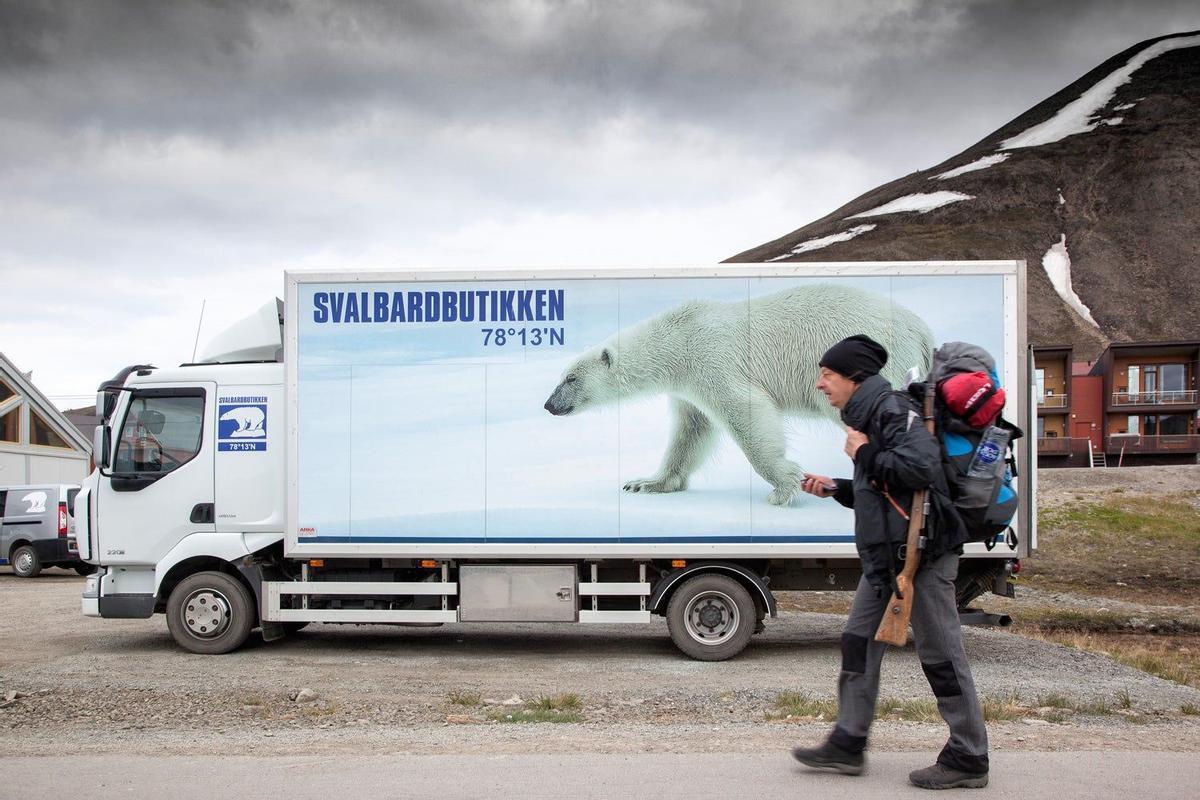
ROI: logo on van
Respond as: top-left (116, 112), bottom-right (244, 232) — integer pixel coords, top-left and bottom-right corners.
top-left (218, 398), bottom-right (268, 452)
top-left (22, 491), bottom-right (48, 514)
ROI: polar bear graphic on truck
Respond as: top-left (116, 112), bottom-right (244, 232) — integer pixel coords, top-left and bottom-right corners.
top-left (220, 406), bottom-right (266, 438)
top-left (543, 284), bottom-right (933, 507)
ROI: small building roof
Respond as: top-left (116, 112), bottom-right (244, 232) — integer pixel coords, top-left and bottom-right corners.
top-left (0, 351), bottom-right (92, 454)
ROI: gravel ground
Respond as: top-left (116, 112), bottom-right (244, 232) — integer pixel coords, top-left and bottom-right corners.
top-left (3, 573), bottom-right (1199, 757)
top-left (1036, 464), bottom-right (1200, 508)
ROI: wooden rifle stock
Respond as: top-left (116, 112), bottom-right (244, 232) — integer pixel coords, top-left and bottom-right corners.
top-left (874, 381), bottom-right (937, 647)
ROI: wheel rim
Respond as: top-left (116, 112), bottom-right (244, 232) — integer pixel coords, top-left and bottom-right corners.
top-left (14, 550), bottom-right (32, 575)
top-left (684, 590), bottom-right (740, 646)
top-left (181, 588), bottom-right (233, 639)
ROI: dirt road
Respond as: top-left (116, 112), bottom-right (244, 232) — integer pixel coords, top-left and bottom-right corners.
top-left (3, 573), bottom-right (1199, 758)
top-left (8, 752), bottom-right (1200, 800)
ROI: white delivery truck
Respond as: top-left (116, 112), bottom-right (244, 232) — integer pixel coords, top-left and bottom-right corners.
top-left (78, 262), bottom-right (1033, 659)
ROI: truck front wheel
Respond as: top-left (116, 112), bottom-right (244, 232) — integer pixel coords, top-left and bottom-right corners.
top-left (166, 571), bottom-right (255, 655)
top-left (666, 573), bottom-right (756, 661)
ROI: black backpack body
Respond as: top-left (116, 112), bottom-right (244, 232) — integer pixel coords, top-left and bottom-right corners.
top-left (921, 342), bottom-right (1023, 549)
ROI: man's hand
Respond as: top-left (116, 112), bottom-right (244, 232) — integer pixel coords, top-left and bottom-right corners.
top-left (801, 472), bottom-right (838, 498)
top-left (844, 428), bottom-right (868, 460)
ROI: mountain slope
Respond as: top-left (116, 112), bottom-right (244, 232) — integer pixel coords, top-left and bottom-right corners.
top-left (728, 32), bottom-right (1200, 358)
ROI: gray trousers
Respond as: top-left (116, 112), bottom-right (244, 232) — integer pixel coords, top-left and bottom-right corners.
top-left (828, 551), bottom-right (990, 774)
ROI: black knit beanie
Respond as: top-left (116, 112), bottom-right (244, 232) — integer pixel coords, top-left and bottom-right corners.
top-left (819, 334), bottom-right (888, 382)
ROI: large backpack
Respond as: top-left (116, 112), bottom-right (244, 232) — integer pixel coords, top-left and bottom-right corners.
top-left (920, 342), bottom-right (1023, 550)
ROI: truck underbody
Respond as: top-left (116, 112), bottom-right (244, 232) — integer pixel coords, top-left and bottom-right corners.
top-left (86, 547), bottom-right (1015, 660)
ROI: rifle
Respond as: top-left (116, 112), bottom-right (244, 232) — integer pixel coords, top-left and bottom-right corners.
top-left (874, 379), bottom-right (937, 646)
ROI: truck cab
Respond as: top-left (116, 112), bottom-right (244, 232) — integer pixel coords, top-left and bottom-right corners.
top-left (79, 360), bottom-right (285, 626)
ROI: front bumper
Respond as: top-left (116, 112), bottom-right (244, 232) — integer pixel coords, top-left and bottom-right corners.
top-left (81, 569), bottom-right (103, 617)
top-left (80, 568), bottom-right (155, 618)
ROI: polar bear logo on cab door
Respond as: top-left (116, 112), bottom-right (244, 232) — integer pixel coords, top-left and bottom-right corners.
top-left (220, 406), bottom-right (266, 438)
top-left (543, 284), bottom-right (933, 507)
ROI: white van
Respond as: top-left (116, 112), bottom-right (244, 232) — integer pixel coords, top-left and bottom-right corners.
top-left (1, 484), bottom-right (91, 577)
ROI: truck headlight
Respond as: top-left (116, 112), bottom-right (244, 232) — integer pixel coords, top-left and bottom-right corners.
top-left (82, 571), bottom-right (102, 599)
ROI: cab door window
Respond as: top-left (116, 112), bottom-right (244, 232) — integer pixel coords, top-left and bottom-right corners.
top-left (113, 392), bottom-right (204, 475)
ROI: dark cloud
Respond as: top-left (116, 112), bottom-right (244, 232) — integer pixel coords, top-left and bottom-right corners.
top-left (837, 1), bottom-right (1200, 160)
top-left (0, 0), bottom-right (64, 68)
top-left (3, 0), bottom-right (1200, 399)
top-left (4, 1), bottom-right (1198, 158)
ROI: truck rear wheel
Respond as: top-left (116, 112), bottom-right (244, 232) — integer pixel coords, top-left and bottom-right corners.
top-left (11, 545), bottom-right (41, 578)
top-left (666, 573), bottom-right (756, 661)
top-left (166, 571), bottom-right (255, 655)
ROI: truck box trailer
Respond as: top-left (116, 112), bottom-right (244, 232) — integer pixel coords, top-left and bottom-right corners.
top-left (77, 262), bottom-right (1033, 659)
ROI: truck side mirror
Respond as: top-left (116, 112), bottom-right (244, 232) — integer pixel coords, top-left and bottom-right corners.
top-left (93, 425), bottom-right (111, 470)
top-left (96, 390), bottom-right (117, 420)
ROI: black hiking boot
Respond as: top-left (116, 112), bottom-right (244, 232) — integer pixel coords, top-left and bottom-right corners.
top-left (909, 762), bottom-right (989, 789)
top-left (791, 739), bottom-right (865, 776)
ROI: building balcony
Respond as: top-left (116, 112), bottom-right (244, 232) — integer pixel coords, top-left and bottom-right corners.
top-left (1105, 434), bottom-right (1200, 454)
top-left (1037, 394), bottom-right (1068, 409)
top-left (1036, 436), bottom-right (1084, 456)
top-left (1111, 390), bottom-right (1198, 406)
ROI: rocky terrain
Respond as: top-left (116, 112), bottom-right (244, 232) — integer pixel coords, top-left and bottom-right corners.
top-left (729, 32), bottom-right (1200, 358)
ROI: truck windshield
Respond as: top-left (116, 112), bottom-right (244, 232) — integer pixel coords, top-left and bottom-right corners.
top-left (113, 394), bottom-right (204, 475)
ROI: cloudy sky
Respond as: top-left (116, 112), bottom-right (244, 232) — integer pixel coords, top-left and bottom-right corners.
top-left (2, 0), bottom-right (1198, 408)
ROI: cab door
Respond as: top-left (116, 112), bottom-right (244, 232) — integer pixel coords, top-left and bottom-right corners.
top-left (95, 384), bottom-right (216, 565)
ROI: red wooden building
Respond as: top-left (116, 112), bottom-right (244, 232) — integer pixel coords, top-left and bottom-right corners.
top-left (1034, 341), bottom-right (1200, 468)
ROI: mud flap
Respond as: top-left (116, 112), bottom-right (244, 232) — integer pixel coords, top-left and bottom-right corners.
top-left (260, 621), bottom-right (286, 642)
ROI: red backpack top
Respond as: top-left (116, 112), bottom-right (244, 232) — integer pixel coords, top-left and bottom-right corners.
top-left (938, 370), bottom-right (1005, 429)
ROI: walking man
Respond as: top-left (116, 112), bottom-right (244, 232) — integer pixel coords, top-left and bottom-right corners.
top-left (792, 334), bottom-right (990, 789)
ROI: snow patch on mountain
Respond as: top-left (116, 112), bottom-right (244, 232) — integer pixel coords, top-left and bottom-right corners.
top-left (766, 224), bottom-right (877, 261)
top-left (847, 191), bottom-right (972, 219)
top-left (1042, 234), bottom-right (1098, 327)
top-left (1000, 34), bottom-right (1200, 149)
top-left (933, 153), bottom-right (1009, 180)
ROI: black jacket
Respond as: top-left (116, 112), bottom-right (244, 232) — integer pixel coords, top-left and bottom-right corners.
top-left (829, 375), bottom-right (955, 593)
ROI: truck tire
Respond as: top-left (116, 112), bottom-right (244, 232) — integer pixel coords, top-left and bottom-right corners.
top-left (166, 571), bottom-right (255, 655)
top-left (11, 545), bottom-right (41, 578)
top-left (73, 564), bottom-right (98, 576)
top-left (666, 573), bottom-right (756, 661)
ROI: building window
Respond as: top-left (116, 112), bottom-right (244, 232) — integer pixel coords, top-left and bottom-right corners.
top-left (1161, 364), bottom-right (1186, 399)
top-left (30, 410), bottom-right (71, 449)
top-left (1035, 369), bottom-right (1045, 404)
top-left (1145, 414), bottom-right (1190, 436)
top-left (1123, 362), bottom-right (1189, 403)
top-left (0, 379), bottom-right (14, 405)
top-left (0, 407), bottom-right (17, 443)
